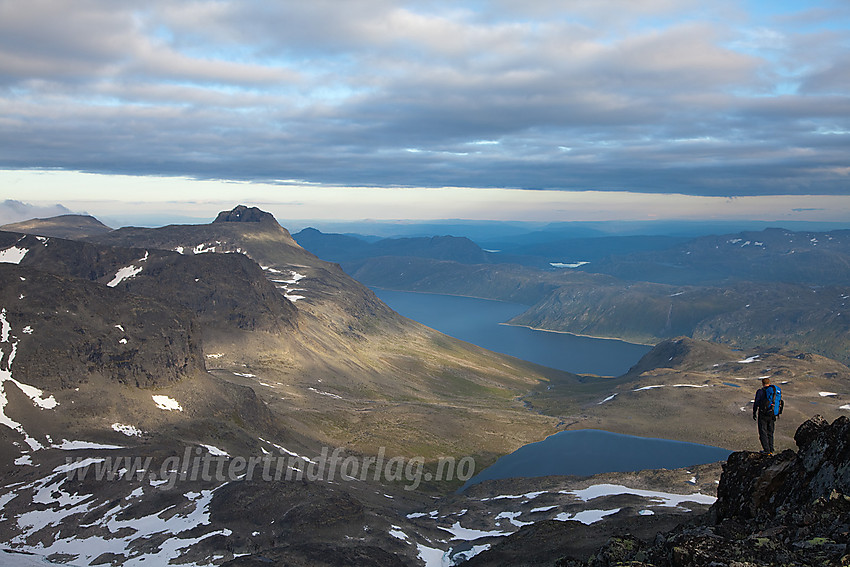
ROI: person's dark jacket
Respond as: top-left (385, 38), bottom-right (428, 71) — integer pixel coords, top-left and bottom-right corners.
top-left (753, 386), bottom-right (775, 419)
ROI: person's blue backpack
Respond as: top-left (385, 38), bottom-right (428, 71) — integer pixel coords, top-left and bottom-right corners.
top-left (765, 384), bottom-right (784, 417)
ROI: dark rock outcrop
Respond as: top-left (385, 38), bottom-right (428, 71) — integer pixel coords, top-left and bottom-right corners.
top-left (555, 416), bottom-right (850, 567)
top-left (213, 205), bottom-right (277, 224)
top-left (714, 415), bottom-right (850, 524)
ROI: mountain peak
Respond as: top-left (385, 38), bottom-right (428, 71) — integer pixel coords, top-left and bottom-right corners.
top-left (213, 205), bottom-right (277, 224)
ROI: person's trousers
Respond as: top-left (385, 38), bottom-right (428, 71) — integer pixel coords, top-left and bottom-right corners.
top-left (758, 413), bottom-right (775, 453)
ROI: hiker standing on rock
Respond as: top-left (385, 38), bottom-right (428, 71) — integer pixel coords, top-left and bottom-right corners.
top-left (753, 376), bottom-right (782, 455)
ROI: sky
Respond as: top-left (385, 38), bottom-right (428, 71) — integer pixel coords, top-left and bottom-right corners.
top-left (1, 0), bottom-right (849, 225)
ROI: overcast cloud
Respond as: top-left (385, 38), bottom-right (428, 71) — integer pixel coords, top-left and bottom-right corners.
top-left (1, 0), bottom-right (848, 196)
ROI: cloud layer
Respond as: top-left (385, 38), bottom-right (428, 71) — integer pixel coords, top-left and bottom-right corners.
top-left (1, 0), bottom-right (848, 195)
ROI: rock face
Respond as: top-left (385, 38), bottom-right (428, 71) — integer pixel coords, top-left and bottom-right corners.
top-left (0, 264), bottom-right (204, 390)
top-left (557, 416), bottom-right (850, 567)
top-left (213, 205), bottom-right (277, 224)
top-left (714, 415), bottom-right (850, 524)
top-left (0, 231), bottom-right (298, 334)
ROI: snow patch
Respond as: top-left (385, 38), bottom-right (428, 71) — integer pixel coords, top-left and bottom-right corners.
top-left (530, 505), bottom-right (557, 513)
top-left (565, 483), bottom-right (716, 508)
top-left (1, 308), bottom-right (11, 342)
top-left (439, 521), bottom-right (509, 540)
top-left (633, 385), bottom-right (665, 391)
top-left (52, 457), bottom-right (106, 474)
top-left (737, 355), bottom-right (760, 363)
top-left (417, 543), bottom-right (447, 567)
top-left (258, 437), bottom-right (315, 463)
top-left (7, 478), bottom-right (232, 565)
top-left (51, 439), bottom-right (125, 450)
top-left (15, 454), bottom-right (34, 466)
top-left (481, 490), bottom-right (546, 502)
top-left (550, 261), bottom-right (589, 268)
top-left (111, 423), bottom-right (144, 437)
top-left (452, 544), bottom-right (492, 564)
top-left (819, 392), bottom-right (838, 397)
top-left (598, 393), bottom-right (618, 404)
top-left (152, 395), bottom-right (183, 411)
top-left (495, 511), bottom-right (532, 528)
top-left (6, 378), bottom-right (58, 409)
top-left (193, 241), bottom-right (221, 254)
top-left (554, 508), bottom-right (620, 524)
top-left (107, 264), bottom-right (143, 287)
top-left (271, 270), bottom-right (309, 303)
top-left (201, 444), bottom-right (230, 457)
top-left (0, 246), bottom-right (28, 264)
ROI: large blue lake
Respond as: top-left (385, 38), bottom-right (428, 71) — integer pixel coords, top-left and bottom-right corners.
top-left (373, 288), bottom-right (651, 376)
top-left (461, 429), bottom-right (733, 489)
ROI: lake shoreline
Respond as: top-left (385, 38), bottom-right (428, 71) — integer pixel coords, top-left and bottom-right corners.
top-left (499, 321), bottom-right (656, 347)
top-left (373, 287), bottom-right (652, 376)
top-left (371, 285), bottom-right (655, 347)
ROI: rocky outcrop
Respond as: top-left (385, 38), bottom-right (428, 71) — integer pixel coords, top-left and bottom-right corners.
top-left (714, 415), bottom-right (850, 524)
top-left (213, 205), bottom-right (277, 224)
top-left (556, 416), bottom-right (850, 567)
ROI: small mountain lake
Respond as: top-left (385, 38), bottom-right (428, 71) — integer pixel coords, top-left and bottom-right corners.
top-left (462, 429), bottom-right (733, 490)
top-left (373, 288), bottom-right (651, 376)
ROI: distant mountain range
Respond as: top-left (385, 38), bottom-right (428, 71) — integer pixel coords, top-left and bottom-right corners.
top-left (297, 226), bottom-right (850, 364)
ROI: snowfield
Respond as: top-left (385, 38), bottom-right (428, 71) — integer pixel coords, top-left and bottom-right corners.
top-left (0, 246), bottom-right (28, 264)
top-left (152, 395), bottom-right (183, 411)
top-left (107, 265), bottom-right (143, 287)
